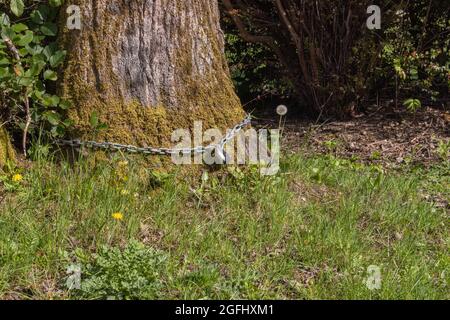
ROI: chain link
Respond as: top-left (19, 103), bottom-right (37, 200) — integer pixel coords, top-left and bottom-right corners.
top-left (55, 114), bottom-right (252, 156)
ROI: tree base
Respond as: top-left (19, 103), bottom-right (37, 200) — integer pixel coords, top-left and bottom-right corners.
top-left (0, 127), bottom-right (15, 168)
top-left (59, 0), bottom-right (244, 147)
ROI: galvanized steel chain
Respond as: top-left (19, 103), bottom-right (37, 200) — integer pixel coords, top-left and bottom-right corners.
top-left (55, 113), bottom-right (252, 156)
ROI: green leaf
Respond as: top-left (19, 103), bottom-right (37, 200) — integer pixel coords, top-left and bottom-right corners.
top-left (32, 53), bottom-right (47, 64)
top-left (44, 111), bottom-right (61, 126)
top-left (16, 31), bottom-right (34, 47)
top-left (32, 34), bottom-right (46, 44)
top-left (31, 80), bottom-right (46, 99)
top-left (43, 69), bottom-right (57, 81)
top-left (63, 118), bottom-right (74, 127)
top-left (59, 100), bottom-right (72, 110)
top-left (409, 67), bottom-right (419, 80)
top-left (25, 44), bottom-right (44, 55)
top-left (40, 23), bottom-right (58, 36)
top-left (18, 47), bottom-right (28, 56)
top-left (0, 13), bottom-right (10, 26)
top-left (403, 98), bottom-right (422, 112)
top-left (10, 0), bottom-right (25, 17)
top-left (49, 95), bottom-right (61, 107)
top-left (0, 57), bottom-right (10, 66)
top-left (17, 76), bottom-right (33, 86)
top-left (1, 26), bottom-right (15, 40)
top-left (30, 6), bottom-right (49, 25)
top-left (0, 67), bottom-right (10, 78)
top-left (49, 50), bottom-right (66, 67)
top-left (51, 125), bottom-right (66, 137)
top-left (27, 60), bottom-right (46, 77)
top-left (42, 94), bottom-right (60, 107)
top-left (30, 11), bottom-right (44, 25)
top-left (11, 23), bottom-right (27, 33)
top-left (43, 43), bottom-right (57, 60)
top-left (49, 0), bottom-right (63, 7)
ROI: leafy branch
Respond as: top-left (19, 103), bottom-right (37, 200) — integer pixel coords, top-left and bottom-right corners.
top-left (0, 0), bottom-right (71, 156)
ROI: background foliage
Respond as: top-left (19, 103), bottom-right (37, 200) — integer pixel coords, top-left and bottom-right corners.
top-left (0, 0), bottom-right (70, 153)
top-left (222, 0), bottom-right (449, 117)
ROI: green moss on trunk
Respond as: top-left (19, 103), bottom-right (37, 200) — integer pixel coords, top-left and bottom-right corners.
top-left (0, 127), bottom-right (15, 168)
top-left (58, 0), bottom-right (244, 147)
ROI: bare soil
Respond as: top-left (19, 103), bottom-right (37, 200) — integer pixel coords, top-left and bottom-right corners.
top-left (254, 106), bottom-right (449, 167)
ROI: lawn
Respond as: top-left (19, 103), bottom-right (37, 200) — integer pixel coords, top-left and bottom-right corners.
top-left (0, 148), bottom-right (448, 299)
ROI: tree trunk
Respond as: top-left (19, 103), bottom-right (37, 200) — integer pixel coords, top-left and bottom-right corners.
top-left (59, 0), bottom-right (244, 146)
top-left (0, 126), bottom-right (15, 168)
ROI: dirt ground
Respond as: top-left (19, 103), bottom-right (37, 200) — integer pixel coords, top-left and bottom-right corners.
top-left (254, 105), bottom-right (449, 167)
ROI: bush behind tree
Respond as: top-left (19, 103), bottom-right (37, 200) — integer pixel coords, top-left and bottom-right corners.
top-left (221, 0), bottom-right (449, 117)
top-left (0, 0), bottom-right (71, 156)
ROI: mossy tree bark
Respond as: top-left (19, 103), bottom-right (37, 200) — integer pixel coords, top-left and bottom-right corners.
top-left (59, 0), bottom-right (244, 146)
top-left (0, 126), bottom-right (15, 168)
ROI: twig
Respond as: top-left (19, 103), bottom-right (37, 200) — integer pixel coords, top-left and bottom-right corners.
top-left (22, 95), bottom-right (31, 156)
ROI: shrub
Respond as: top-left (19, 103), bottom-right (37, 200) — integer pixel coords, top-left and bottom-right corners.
top-left (0, 0), bottom-right (71, 154)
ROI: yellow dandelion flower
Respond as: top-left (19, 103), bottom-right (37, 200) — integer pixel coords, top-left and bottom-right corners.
top-left (12, 174), bottom-right (23, 182)
top-left (112, 212), bottom-right (124, 221)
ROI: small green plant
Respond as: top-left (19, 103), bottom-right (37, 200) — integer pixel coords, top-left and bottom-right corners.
top-left (88, 111), bottom-right (108, 138)
top-left (310, 167), bottom-right (323, 183)
top-left (190, 170), bottom-right (221, 207)
top-left (0, 159), bottom-right (24, 192)
top-left (75, 241), bottom-right (168, 300)
top-left (370, 151), bottom-right (382, 161)
top-left (323, 140), bottom-right (338, 153)
top-left (148, 170), bottom-right (171, 189)
top-left (226, 164), bottom-right (281, 194)
top-left (369, 164), bottom-right (385, 188)
top-left (436, 140), bottom-right (450, 160)
top-left (403, 98), bottom-right (422, 113)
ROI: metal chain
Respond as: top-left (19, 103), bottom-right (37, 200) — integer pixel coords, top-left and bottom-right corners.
top-left (55, 114), bottom-right (252, 156)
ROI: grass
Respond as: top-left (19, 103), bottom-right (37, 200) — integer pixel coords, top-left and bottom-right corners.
top-left (0, 146), bottom-right (448, 300)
